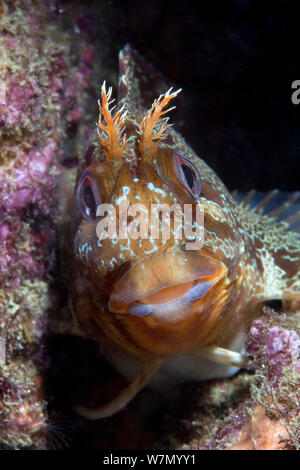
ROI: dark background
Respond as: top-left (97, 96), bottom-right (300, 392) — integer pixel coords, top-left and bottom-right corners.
top-left (63, 0), bottom-right (300, 193)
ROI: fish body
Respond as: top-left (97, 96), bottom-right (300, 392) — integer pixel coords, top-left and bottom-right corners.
top-left (69, 46), bottom-right (300, 402)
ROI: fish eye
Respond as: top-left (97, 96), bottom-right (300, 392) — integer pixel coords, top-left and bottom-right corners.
top-left (75, 171), bottom-right (101, 221)
top-left (174, 152), bottom-right (201, 198)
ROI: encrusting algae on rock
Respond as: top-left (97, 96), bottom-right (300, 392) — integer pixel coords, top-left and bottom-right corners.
top-left (0, 0), bottom-right (94, 449)
top-left (163, 308), bottom-right (299, 450)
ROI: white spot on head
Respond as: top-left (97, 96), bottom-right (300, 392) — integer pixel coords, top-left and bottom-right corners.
top-left (147, 182), bottom-right (167, 197)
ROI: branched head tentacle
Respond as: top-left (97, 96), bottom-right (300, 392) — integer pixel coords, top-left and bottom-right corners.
top-left (97, 81), bottom-right (127, 160)
top-left (139, 88), bottom-right (182, 158)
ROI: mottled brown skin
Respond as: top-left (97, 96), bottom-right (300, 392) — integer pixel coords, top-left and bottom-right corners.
top-left (68, 46), bottom-right (300, 395)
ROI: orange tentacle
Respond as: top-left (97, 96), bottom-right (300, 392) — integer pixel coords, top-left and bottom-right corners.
top-left (97, 82), bottom-right (127, 160)
top-left (139, 87), bottom-right (182, 157)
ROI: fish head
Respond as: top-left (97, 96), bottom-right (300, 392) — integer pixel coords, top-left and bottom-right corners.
top-left (71, 46), bottom-right (243, 356)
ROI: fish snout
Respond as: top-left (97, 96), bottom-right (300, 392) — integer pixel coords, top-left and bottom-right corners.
top-left (108, 251), bottom-right (227, 320)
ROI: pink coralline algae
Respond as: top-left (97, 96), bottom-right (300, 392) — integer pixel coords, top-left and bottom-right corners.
top-left (0, 0), bottom-right (94, 449)
top-left (2, 73), bottom-right (39, 126)
top-left (247, 316), bottom-right (300, 384)
top-left (245, 310), bottom-right (300, 448)
top-left (163, 309), bottom-right (300, 450)
top-left (0, 140), bottom-right (57, 213)
top-left (205, 311), bottom-right (300, 450)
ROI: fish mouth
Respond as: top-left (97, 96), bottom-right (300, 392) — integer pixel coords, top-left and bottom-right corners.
top-left (108, 251), bottom-right (227, 320)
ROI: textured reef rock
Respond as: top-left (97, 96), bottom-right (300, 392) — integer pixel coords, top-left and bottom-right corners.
top-left (244, 309), bottom-right (300, 449)
top-left (163, 308), bottom-right (300, 450)
top-left (0, 0), bottom-right (94, 449)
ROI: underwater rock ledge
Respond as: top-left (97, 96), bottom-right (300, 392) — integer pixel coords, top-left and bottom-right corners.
top-left (162, 308), bottom-right (300, 450)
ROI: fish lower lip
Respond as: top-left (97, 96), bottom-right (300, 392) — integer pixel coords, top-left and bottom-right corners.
top-left (127, 304), bottom-right (153, 316)
top-left (126, 280), bottom-right (213, 317)
top-left (108, 251), bottom-right (227, 316)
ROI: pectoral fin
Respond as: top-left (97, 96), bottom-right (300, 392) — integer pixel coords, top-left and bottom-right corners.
top-left (196, 345), bottom-right (250, 369)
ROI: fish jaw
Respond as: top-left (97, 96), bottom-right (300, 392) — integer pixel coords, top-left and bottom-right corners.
top-left (88, 274), bottom-right (231, 359)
